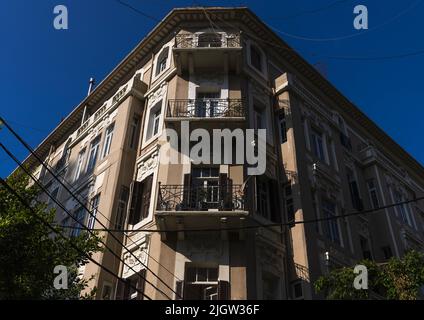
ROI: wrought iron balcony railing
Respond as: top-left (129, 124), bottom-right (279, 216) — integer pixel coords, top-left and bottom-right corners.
top-left (175, 33), bottom-right (241, 49)
top-left (167, 99), bottom-right (245, 118)
top-left (157, 184), bottom-right (245, 212)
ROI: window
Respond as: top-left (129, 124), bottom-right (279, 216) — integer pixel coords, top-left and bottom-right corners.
top-left (127, 272), bottom-right (146, 300)
top-left (74, 148), bottom-right (86, 181)
top-left (146, 101), bottom-right (162, 140)
top-left (86, 135), bottom-right (101, 172)
top-left (47, 187), bottom-right (59, 208)
top-left (262, 273), bottom-right (280, 300)
top-left (101, 283), bottom-right (113, 300)
top-left (256, 178), bottom-right (270, 219)
top-left (115, 186), bottom-right (130, 229)
top-left (381, 245), bottom-right (393, 260)
top-left (347, 168), bottom-right (363, 211)
top-left (310, 128), bottom-right (325, 162)
top-left (322, 199), bottom-right (340, 244)
top-left (128, 175), bottom-right (153, 225)
top-left (285, 183), bottom-right (294, 225)
top-left (292, 281), bottom-right (303, 300)
top-left (55, 139), bottom-right (71, 171)
top-left (393, 190), bottom-right (412, 226)
top-left (102, 123), bottom-right (115, 158)
top-left (183, 266), bottom-right (223, 300)
top-left (129, 117), bottom-right (140, 149)
top-left (278, 112), bottom-right (287, 143)
top-left (70, 207), bottom-right (86, 237)
top-left (360, 235), bottom-right (372, 260)
top-left (196, 91), bottom-right (220, 117)
top-left (366, 179), bottom-right (379, 209)
top-left (197, 32), bottom-right (222, 47)
top-left (192, 166), bottom-right (220, 208)
top-left (88, 194), bottom-right (100, 230)
top-left (250, 45), bottom-right (263, 72)
top-left (155, 47), bottom-right (169, 76)
top-left (254, 104), bottom-right (266, 129)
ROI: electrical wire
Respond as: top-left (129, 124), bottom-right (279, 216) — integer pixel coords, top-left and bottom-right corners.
top-left (114, 0), bottom-right (161, 22)
top-left (0, 141), bottom-right (173, 300)
top-left (53, 193), bottom-right (424, 234)
top-left (0, 118), bottom-right (181, 300)
top-left (0, 177), bottom-right (152, 301)
top-left (1, 117), bottom-right (186, 292)
top-left (205, 6), bottom-right (424, 61)
top-left (265, 0), bottom-right (423, 42)
top-left (267, 0), bottom-right (351, 21)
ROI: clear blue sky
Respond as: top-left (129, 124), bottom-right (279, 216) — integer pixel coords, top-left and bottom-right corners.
top-left (1, 0), bottom-right (423, 177)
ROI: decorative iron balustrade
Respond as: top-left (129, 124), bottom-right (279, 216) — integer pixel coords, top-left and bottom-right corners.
top-left (167, 99), bottom-right (245, 118)
top-left (157, 184), bottom-right (245, 211)
top-left (175, 33), bottom-right (241, 49)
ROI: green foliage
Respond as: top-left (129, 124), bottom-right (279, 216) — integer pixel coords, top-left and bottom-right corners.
top-left (314, 251), bottom-right (424, 300)
top-left (0, 170), bottom-right (102, 299)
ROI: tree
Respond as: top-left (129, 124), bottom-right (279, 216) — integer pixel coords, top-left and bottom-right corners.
top-left (314, 251), bottom-right (424, 300)
top-left (0, 171), bottom-right (102, 299)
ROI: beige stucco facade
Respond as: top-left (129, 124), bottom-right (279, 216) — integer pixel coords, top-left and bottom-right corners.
top-left (25, 7), bottom-right (423, 300)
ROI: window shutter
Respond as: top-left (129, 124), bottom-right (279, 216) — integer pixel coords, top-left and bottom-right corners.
top-left (218, 280), bottom-right (230, 300)
top-left (140, 175), bottom-right (153, 220)
top-left (128, 181), bottom-right (142, 225)
top-left (219, 173), bottom-right (228, 210)
top-left (115, 279), bottom-right (127, 300)
top-left (269, 179), bottom-right (281, 222)
top-left (136, 271), bottom-right (146, 300)
top-left (182, 174), bottom-right (192, 210)
top-left (175, 281), bottom-right (185, 300)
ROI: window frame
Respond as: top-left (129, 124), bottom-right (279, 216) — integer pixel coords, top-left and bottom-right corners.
top-left (74, 148), bottom-right (86, 181)
top-left (310, 128), bottom-right (326, 162)
top-left (88, 193), bottom-right (100, 230)
top-left (86, 135), bottom-right (101, 172)
top-left (102, 123), bottom-right (115, 159)
top-left (154, 46), bottom-right (170, 79)
top-left (322, 198), bottom-right (341, 245)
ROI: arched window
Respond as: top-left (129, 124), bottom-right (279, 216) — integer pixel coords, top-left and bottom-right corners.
top-left (197, 33), bottom-right (222, 47)
top-left (155, 47), bottom-right (169, 76)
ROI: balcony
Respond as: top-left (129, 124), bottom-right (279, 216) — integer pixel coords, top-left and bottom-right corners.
top-left (155, 184), bottom-right (248, 236)
top-left (175, 33), bottom-right (241, 49)
top-left (173, 32), bottom-right (242, 72)
top-left (167, 99), bottom-right (245, 119)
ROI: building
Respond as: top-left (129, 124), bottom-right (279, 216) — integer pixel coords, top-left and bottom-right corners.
top-left (22, 7), bottom-right (424, 300)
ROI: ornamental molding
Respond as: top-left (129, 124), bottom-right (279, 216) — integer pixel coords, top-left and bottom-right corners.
top-left (147, 83), bottom-right (167, 107)
top-left (136, 149), bottom-right (159, 182)
top-left (122, 234), bottom-right (150, 279)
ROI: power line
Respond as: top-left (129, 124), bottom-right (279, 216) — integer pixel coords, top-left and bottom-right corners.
top-left (205, 6), bottom-right (424, 61)
top-left (0, 117), bottom-right (180, 299)
top-left (0, 177), bottom-right (152, 301)
top-left (1, 118), bottom-right (185, 294)
top-left (55, 194), bottom-right (424, 234)
top-left (0, 141), bottom-right (174, 300)
top-left (114, 0), bottom-right (161, 22)
top-left (265, 0), bottom-right (423, 42)
top-left (267, 0), bottom-right (350, 21)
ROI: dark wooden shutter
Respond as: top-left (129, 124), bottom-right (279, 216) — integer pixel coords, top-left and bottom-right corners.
top-left (182, 174), bottom-right (192, 210)
top-left (218, 280), bottom-right (230, 300)
top-left (140, 175), bottom-right (153, 219)
top-left (137, 270), bottom-right (146, 300)
top-left (175, 281), bottom-right (185, 300)
top-left (219, 173), bottom-right (228, 210)
top-left (269, 179), bottom-right (281, 222)
top-left (129, 181), bottom-right (142, 225)
top-left (115, 279), bottom-right (127, 300)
